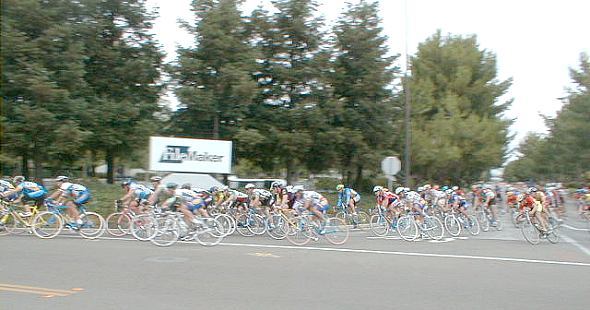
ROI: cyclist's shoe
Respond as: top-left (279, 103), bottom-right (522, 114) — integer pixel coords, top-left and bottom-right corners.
top-left (65, 222), bottom-right (80, 230)
top-left (491, 221), bottom-right (498, 227)
top-left (18, 211), bottom-right (33, 217)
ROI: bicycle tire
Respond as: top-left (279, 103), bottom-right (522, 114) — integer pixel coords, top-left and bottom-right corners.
top-left (31, 211), bottom-right (63, 239)
top-left (324, 217), bottom-right (349, 245)
top-left (285, 218), bottom-right (312, 246)
top-left (397, 215), bottom-right (418, 241)
top-left (2, 213), bottom-right (27, 235)
top-left (369, 214), bottom-right (389, 236)
top-left (78, 212), bottom-right (105, 239)
top-left (247, 214), bottom-right (266, 235)
top-left (266, 214), bottom-right (287, 240)
top-left (478, 211), bottom-right (490, 232)
top-left (356, 211), bottom-right (370, 229)
top-left (214, 213), bottom-right (235, 236)
top-left (194, 219), bottom-right (224, 246)
top-left (106, 212), bottom-right (131, 237)
top-left (444, 215), bottom-right (461, 237)
top-left (334, 211), bottom-right (347, 223)
top-left (151, 216), bottom-right (179, 247)
top-left (424, 216), bottom-right (444, 240)
top-left (130, 214), bottom-right (158, 241)
top-left (465, 215), bottom-right (480, 236)
top-left (520, 217), bottom-right (540, 245)
top-left (234, 213), bottom-right (254, 237)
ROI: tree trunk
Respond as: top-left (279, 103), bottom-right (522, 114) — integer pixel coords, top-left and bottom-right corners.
top-left (90, 150), bottom-right (97, 177)
top-left (21, 153), bottom-right (29, 178)
top-left (106, 149), bottom-right (115, 184)
top-left (213, 112), bottom-right (220, 139)
top-left (354, 163), bottom-right (363, 189)
top-left (286, 158), bottom-right (296, 184)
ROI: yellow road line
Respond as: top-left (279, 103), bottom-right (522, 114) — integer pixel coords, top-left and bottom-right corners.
top-left (0, 286), bottom-right (70, 297)
top-left (0, 283), bottom-right (79, 296)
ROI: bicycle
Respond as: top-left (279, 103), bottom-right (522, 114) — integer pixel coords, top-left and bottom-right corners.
top-left (369, 205), bottom-right (399, 236)
top-left (0, 200), bottom-right (40, 236)
top-left (519, 210), bottom-right (559, 245)
top-left (150, 211), bottom-right (225, 247)
top-left (31, 199), bottom-right (105, 239)
top-left (397, 207), bottom-right (444, 241)
top-left (105, 200), bottom-right (137, 237)
top-left (334, 202), bottom-right (369, 229)
top-left (234, 207), bottom-right (265, 237)
top-left (475, 205), bottom-right (503, 232)
top-left (284, 211), bottom-right (349, 246)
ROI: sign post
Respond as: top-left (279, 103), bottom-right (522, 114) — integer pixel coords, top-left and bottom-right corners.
top-left (381, 156), bottom-right (401, 190)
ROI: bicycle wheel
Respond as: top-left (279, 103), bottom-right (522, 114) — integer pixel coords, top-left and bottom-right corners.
top-left (510, 210), bottom-right (519, 228)
top-left (266, 214), bottom-right (287, 240)
top-left (520, 217), bottom-right (540, 245)
top-left (444, 215), bottom-right (461, 237)
top-left (323, 217), bottom-right (349, 245)
top-left (334, 211), bottom-right (347, 224)
top-left (465, 215), bottom-right (480, 236)
top-left (247, 214), bottom-right (266, 235)
top-left (106, 212), bottom-right (131, 237)
top-left (78, 212), bottom-right (105, 239)
top-left (151, 217), bottom-right (179, 247)
top-left (397, 215), bottom-right (419, 241)
top-left (477, 211), bottom-right (490, 232)
top-left (130, 214), bottom-right (158, 241)
top-left (234, 213), bottom-right (254, 237)
top-left (369, 214), bottom-right (389, 236)
top-left (1, 213), bottom-right (27, 235)
top-left (546, 229), bottom-right (559, 244)
top-left (285, 219), bottom-right (312, 246)
top-left (31, 211), bottom-right (63, 239)
top-left (194, 219), bottom-right (224, 246)
top-left (424, 216), bottom-right (444, 240)
top-left (356, 211), bottom-right (370, 229)
top-left (214, 214), bottom-right (235, 237)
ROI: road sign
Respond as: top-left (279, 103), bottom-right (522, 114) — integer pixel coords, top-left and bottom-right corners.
top-left (381, 156), bottom-right (401, 176)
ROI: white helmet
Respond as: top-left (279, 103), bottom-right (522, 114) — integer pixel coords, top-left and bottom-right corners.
top-left (394, 187), bottom-right (405, 195)
top-left (372, 186), bottom-right (383, 193)
top-left (417, 186), bottom-right (424, 193)
top-left (293, 185), bottom-right (304, 192)
top-left (452, 186), bottom-right (459, 191)
top-left (244, 183), bottom-right (255, 189)
top-left (445, 189), bottom-right (453, 195)
top-left (55, 176), bottom-right (69, 182)
top-left (404, 187), bottom-right (410, 193)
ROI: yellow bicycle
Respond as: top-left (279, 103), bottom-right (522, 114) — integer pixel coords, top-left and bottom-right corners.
top-left (0, 200), bottom-right (40, 236)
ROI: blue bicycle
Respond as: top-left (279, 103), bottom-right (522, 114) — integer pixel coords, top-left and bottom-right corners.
top-left (31, 199), bottom-right (105, 239)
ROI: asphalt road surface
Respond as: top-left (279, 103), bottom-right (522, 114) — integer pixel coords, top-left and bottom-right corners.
top-left (2, 208), bottom-right (589, 310)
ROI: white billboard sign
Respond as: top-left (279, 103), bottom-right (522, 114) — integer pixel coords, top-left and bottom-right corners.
top-left (149, 136), bottom-right (232, 174)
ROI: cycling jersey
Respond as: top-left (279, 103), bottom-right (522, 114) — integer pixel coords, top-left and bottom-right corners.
top-left (128, 183), bottom-right (153, 200)
top-left (337, 188), bottom-right (360, 207)
top-left (59, 182), bottom-right (91, 206)
top-left (249, 189), bottom-right (274, 206)
top-left (377, 191), bottom-right (400, 207)
top-left (175, 188), bottom-right (211, 212)
top-left (17, 181), bottom-right (47, 199)
top-left (0, 180), bottom-right (17, 200)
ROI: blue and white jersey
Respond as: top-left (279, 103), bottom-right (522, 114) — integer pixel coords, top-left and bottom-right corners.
top-left (405, 191), bottom-right (422, 204)
top-left (59, 182), bottom-right (89, 199)
top-left (175, 188), bottom-right (200, 203)
top-left (0, 180), bottom-right (15, 193)
top-left (337, 188), bottom-right (360, 207)
top-left (129, 183), bottom-right (153, 200)
top-left (17, 181), bottom-right (47, 198)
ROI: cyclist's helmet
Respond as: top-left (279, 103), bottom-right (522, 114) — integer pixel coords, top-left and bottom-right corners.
top-left (517, 194), bottom-right (525, 202)
top-left (452, 186), bottom-right (459, 191)
top-left (527, 187), bottom-right (538, 194)
top-left (441, 186), bottom-right (449, 191)
top-left (394, 187), bottom-right (404, 195)
top-left (445, 189), bottom-right (453, 195)
top-left (403, 187), bottom-right (410, 193)
top-left (55, 176), bottom-right (69, 182)
top-left (373, 186), bottom-right (383, 193)
top-left (336, 184), bottom-right (345, 191)
top-left (13, 176), bottom-right (25, 184)
top-left (121, 179), bottom-right (132, 187)
top-left (293, 185), bottom-right (304, 193)
top-left (423, 184), bottom-right (432, 190)
top-left (245, 183), bottom-right (255, 190)
top-left (165, 182), bottom-right (178, 189)
top-left (181, 183), bottom-right (191, 190)
top-left (150, 176), bottom-right (162, 182)
top-left (209, 186), bottom-right (219, 193)
top-left (417, 186), bottom-right (424, 193)
top-left (270, 181), bottom-right (283, 189)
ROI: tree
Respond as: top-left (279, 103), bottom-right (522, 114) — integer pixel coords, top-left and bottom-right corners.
top-left (407, 31), bottom-right (512, 184)
top-left (171, 0), bottom-right (258, 139)
top-left (331, 0), bottom-right (399, 187)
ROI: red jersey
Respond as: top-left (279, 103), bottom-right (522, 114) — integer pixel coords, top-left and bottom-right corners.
top-left (519, 195), bottom-right (536, 210)
top-left (377, 192), bottom-right (400, 206)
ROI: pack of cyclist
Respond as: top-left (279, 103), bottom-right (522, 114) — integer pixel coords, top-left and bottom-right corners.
top-left (1, 175), bottom-right (588, 240)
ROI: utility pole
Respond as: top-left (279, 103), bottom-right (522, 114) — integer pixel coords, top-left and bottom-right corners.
top-left (403, 0), bottom-right (411, 187)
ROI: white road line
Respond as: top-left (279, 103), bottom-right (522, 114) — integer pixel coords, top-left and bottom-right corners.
top-left (562, 224), bottom-right (590, 232)
top-left (46, 234), bottom-right (590, 267)
top-left (560, 233), bottom-right (590, 257)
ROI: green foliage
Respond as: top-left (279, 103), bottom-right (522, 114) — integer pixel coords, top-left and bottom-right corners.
top-left (505, 53), bottom-right (590, 182)
top-left (407, 31), bottom-right (511, 184)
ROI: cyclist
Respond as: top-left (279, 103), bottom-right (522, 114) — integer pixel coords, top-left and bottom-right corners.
top-left (398, 187), bottom-right (427, 227)
top-left (161, 183), bottom-right (211, 226)
top-left (0, 179), bottom-right (17, 201)
top-left (518, 190), bottom-right (549, 233)
top-left (50, 176), bottom-right (91, 228)
top-left (292, 186), bottom-right (330, 231)
top-left (245, 183), bottom-right (274, 221)
top-left (482, 187), bottom-right (498, 226)
top-left (119, 180), bottom-right (153, 214)
top-left (448, 189), bottom-right (469, 218)
top-left (147, 176), bottom-right (166, 207)
top-left (336, 184), bottom-right (361, 218)
top-left (374, 186), bottom-right (401, 221)
top-left (1, 176), bottom-right (47, 216)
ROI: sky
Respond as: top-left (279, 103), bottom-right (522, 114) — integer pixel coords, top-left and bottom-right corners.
top-left (146, 0), bottom-right (590, 157)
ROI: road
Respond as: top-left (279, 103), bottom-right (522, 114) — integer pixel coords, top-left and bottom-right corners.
top-left (1, 210), bottom-right (589, 310)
